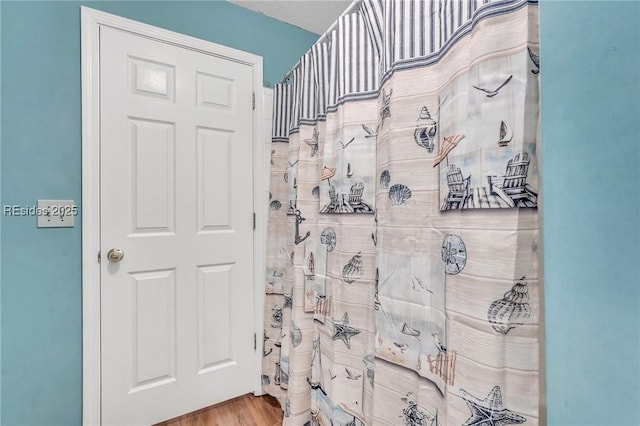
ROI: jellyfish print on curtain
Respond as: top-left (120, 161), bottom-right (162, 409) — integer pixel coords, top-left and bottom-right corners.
top-left (264, 1), bottom-right (542, 425)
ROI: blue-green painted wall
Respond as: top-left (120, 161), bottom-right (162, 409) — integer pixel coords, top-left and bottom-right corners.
top-left (0, 2), bottom-right (3, 421)
top-left (2, 1), bottom-right (639, 425)
top-left (540, 1), bottom-right (640, 425)
top-left (0, 1), bottom-right (316, 425)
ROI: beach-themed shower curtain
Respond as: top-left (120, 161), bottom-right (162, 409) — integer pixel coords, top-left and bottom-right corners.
top-left (263, 0), bottom-right (541, 424)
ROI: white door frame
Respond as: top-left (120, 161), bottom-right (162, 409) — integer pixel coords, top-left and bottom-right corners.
top-left (81, 7), bottom-right (267, 424)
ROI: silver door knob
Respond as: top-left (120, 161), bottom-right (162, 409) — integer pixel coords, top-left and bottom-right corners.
top-left (107, 248), bottom-right (125, 263)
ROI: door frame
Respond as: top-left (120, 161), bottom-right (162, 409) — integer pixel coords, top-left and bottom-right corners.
top-left (81, 7), bottom-right (267, 424)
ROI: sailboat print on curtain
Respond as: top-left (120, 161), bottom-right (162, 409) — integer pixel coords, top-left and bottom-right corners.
top-left (498, 121), bottom-right (513, 147)
top-left (286, 156), bottom-right (300, 215)
top-left (304, 243), bottom-right (324, 313)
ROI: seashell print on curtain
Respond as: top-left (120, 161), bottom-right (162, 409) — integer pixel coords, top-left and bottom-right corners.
top-left (264, 1), bottom-right (542, 425)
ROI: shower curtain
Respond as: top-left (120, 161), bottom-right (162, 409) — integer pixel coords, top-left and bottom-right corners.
top-left (263, 0), bottom-right (541, 424)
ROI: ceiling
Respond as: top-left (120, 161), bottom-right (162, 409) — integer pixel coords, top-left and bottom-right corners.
top-left (229, 0), bottom-right (353, 34)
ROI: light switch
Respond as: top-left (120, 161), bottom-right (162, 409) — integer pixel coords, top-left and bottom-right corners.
top-left (37, 200), bottom-right (76, 228)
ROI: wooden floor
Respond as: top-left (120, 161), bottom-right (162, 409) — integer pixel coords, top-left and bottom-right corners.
top-left (155, 394), bottom-right (283, 426)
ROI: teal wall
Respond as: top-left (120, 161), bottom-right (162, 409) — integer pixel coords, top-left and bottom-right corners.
top-left (0, 1), bottom-right (317, 425)
top-left (0, 2), bottom-right (3, 421)
top-left (540, 1), bottom-right (640, 425)
top-left (2, 1), bottom-right (639, 425)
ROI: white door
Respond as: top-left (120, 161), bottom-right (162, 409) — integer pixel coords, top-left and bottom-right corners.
top-left (100, 25), bottom-right (255, 425)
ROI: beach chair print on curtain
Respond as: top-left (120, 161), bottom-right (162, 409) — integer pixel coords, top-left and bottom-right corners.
top-left (443, 164), bottom-right (471, 210)
top-left (488, 152), bottom-right (538, 207)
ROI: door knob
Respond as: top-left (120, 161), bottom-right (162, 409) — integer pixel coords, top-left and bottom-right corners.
top-left (107, 248), bottom-right (125, 263)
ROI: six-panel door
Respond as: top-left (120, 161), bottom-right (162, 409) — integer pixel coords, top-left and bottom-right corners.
top-left (100, 25), bottom-right (255, 425)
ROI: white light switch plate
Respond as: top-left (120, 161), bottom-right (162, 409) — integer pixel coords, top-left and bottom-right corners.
top-left (37, 200), bottom-right (76, 228)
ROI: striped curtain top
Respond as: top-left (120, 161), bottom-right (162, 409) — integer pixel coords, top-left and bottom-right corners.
top-left (273, 0), bottom-right (534, 140)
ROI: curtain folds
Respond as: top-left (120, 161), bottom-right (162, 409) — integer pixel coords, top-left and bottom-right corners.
top-left (264, 1), bottom-right (542, 424)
